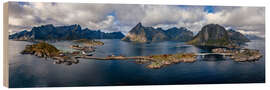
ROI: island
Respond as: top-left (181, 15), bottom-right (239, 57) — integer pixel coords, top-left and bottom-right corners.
top-left (73, 39), bottom-right (104, 46)
top-left (20, 41), bottom-right (198, 68)
top-left (187, 24), bottom-right (262, 62)
top-left (212, 48), bottom-right (262, 62)
top-left (16, 23), bottom-right (263, 69)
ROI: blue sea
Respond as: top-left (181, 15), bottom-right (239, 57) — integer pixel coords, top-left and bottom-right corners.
top-left (8, 39), bottom-right (265, 88)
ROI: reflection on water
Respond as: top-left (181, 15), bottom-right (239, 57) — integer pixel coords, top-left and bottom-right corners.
top-left (8, 39), bottom-right (265, 87)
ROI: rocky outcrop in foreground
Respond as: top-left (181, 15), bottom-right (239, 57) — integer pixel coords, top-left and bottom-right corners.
top-left (21, 42), bottom-right (80, 65)
top-left (21, 42), bottom-right (60, 58)
top-left (122, 22), bottom-right (193, 43)
top-left (187, 24), bottom-right (250, 48)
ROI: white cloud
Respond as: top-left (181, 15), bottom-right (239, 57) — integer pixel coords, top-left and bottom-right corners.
top-left (205, 7), bottom-right (265, 36)
top-left (237, 29), bottom-right (260, 35)
top-left (206, 7), bottom-right (265, 26)
top-left (141, 6), bottom-right (206, 26)
top-left (88, 15), bottom-right (115, 30)
top-left (8, 2), bottom-right (265, 37)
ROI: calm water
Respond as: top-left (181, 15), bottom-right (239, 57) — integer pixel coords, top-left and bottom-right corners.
top-left (8, 39), bottom-right (265, 88)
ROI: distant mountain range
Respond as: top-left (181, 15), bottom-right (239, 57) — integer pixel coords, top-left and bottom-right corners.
top-left (245, 34), bottom-right (264, 40)
top-left (122, 22), bottom-right (193, 43)
top-left (227, 29), bottom-right (250, 44)
top-left (9, 24), bottom-right (125, 41)
top-left (187, 24), bottom-right (250, 47)
top-left (10, 23), bottom-right (255, 48)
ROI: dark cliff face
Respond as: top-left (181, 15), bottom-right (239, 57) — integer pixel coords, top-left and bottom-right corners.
top-left (122, 22), bottom-right (193, 43)
top-left (165, 27), bottom-right (193, 41)
top-left (187, 24), bottom-right (250, 47)
top-left (9, 24), bottom-right (125, 41)
top-left (9, 30), bottom-right (30, 40)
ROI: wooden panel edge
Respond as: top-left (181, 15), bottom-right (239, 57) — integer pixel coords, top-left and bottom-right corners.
top-left (3, 2), bottom-right (9, 88)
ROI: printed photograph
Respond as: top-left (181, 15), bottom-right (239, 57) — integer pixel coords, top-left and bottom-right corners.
top-left (7, 2), bottom-right (265, 88)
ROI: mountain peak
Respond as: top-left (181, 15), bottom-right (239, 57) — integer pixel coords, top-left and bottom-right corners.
top-left (138, 22), bottom-right (142, 25)
top-left (122, 23), bottom-right (193, 43)
top-left (204, 24), bottom-right (220, 26)
top-left (187, 24), bottom-right (249, 47)
top-left (9, 24), bottom-right (125, 40)
top-left (73, 24), bottom-right (82, 31)
top-left (202, 24), bottom-right (224, 30)
top-left (41, 24), bottom-right (54, 27)
top-left (135, 22), bottom-right (143, 28)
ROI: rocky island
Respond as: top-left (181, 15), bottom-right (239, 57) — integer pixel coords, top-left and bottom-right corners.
top-left (21, 41), bottom-right (197, 69)
top-left (212, 48), bottom-right (262, 62)
top-left (188, 24), bottom-right (262, 62)
top-left (142, 53), bottom-right (197, 69)
top-left (21, 42), bottom-right (60, 58)
top-left (73, 39), bottom-right (104, 46)
top-left (77, 53), bottom-right (197, 69)
top-left (18, 23), bottom-right (263, 69)
top-left (21, 42), bottom-right (80, 65)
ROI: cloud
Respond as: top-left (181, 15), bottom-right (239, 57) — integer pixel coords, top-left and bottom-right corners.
top-left (206, 7), bottom-right (265, 36)
top-left (9, 2), bottom-right (114, 30)
top-left (237, 29), bottom-right (260, 35)
top-left (210, 7), bottom-right (265, 26)
top-left (8, 2), bottom-right (265, 37)
top-left (112, 4), bottom-right (146, 26)
top-left (142, 6), bottom-right (206, 26)
top-left (88, 15), bottom-right (115, 30)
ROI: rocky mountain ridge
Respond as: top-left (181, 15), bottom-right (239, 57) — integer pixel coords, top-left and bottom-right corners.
top-left (9, 24), bottom-right (125, 41)
top-left (122, 22), bottom-right (193, 43)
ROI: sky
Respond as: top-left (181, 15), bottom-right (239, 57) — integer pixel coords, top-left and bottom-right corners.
top-left (8, 2), bottom-right (265, 37)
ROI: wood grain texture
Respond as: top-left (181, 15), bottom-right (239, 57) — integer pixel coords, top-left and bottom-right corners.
top-left (3, 2), bottom-right (9, 88)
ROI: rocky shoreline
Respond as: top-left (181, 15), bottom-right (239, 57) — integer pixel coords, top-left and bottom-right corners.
top-left (20, 41), bottom-right (198, 69)
top-left (73, 39), bottom-right (104, 46)
top-left (77, 53), bottom-right (197, 69)
top-left (21, 42), bottom-right (60, 58)
top-left (143, 53), bottom-right (197, 69)
top-left (212, 48), bottom-right (262, 62)
top-left (20, 40), bottom-right (263, 69)
top-left (21, 42), bottom-right (81, 65)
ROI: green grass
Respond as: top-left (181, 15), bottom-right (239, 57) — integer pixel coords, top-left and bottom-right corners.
top-left (22, 42), bottom-right (60, 57)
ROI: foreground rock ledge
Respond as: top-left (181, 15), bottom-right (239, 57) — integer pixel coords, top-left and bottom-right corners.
top-left (21, 42), bottom-right (80, 65)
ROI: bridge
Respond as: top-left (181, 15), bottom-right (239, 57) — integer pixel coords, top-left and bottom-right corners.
top-left (196, 53), bottom-right (233, 58)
